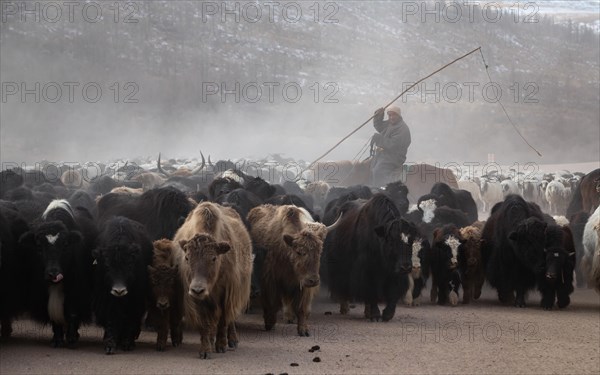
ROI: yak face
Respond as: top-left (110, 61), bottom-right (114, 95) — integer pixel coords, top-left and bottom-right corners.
top-left (462, 240), bottom-right (482, 274)
top-left (374, 220), bottom-right (412, 275)
top-left (148, 264), bottom-right (178, 310)
top-left (543, 248), bottom-right (573, 284)
top-left (410, 238), bottom-right (426, 279)
top-left (282, 228), bottom-right (325, 288)
top-left (93, 243), bottom-right (142, 298)
top-left (432, 226), bottom-right (464, 270)
top-left (508, 217), bottom-right (547, 273)
top-left (179, 234), bottom-right (230, 300)
top-left (459, 226), bottom-right (482, 274)
top-left (28, 221), bottom-right (83, 284)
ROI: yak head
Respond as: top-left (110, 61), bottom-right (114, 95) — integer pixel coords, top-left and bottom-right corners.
top-left (410, 237), bottom-right (429, 279)
top-left (459, 225), bottom-right (483, 275)
top-left (148, 264), bottom-right (179, 310)
top-left (93, 242), bottom-right (144, 298)
top-left (149, 239), bottom-right (180, 310)
top-left (282, 225), bottom-right (326, 289)
top-left (508, 217), bottom-right (547, 273)
top-left (543, 224), bottom-right (575, 284)
top-left (179, 233), bottom-right (230, 300)
top-left (543, 247), bottom-right (574, 285)
top-left (375, 219), bottom-right (413, 275)
top-left (432, 225), bottom-right (465, 270)
top-left (20, 221), bottom-right (82, 284)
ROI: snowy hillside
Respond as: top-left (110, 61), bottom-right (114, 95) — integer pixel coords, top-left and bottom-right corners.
top-left (1, 1), bottom-right (598, 164)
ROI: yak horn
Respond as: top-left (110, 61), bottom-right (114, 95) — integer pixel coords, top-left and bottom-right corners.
top-left (326, 212), bottom-right (343, 232)
top-left (191, 150), bottom-right (206, 174)
top-left (157, 152), bottom-right (170, 178)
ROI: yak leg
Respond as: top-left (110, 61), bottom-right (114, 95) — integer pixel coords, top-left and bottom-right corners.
top-left (556, 283), bottom-right (571, 309)
top-left (103, 321), bottom-right (117, 355)
top-left (51, 323), bottom-right (65, 348)
top-left (295, 292), bottom-right (312, 337)
top-left (227, 322), bottom-right (238, 349)
top-left (404, 275), bottom-right (414, 306)
top-left (412, 277), bottom-right (424, 306)
top-left (1, 318), bottom-right (13, 338)
top-left (261, 291), bottom-right (281, 332)
top-left (539, 283), bottom-right (555, 310)
top-left (65, 314), bottom-right (81, 348)
top-left (382, 276), bottom-right (403, 321)
top-left (462, 280), bottom-right (472, 304)
top-left (198, 325), bottom-right (215, 359)
top-left (215, 315), bottom-right (228, 353)
top-left (339, 300), bottom-right (350, 315)
top-left (514, 287), bottom-right (527, 308)
top-left (170, 311), bottom-right (183, 347)
top-left (473, 274), bottom-right (484, 300)
top-left (282, 297), bottom-right (295, 324)
top-left (154, 310), bottom-right (169, 351)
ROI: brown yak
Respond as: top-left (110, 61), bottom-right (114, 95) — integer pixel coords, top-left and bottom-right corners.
top-left (247, 204), bottom-right (334, 337)
top-left (173, 202), bottom-right (252, 359)
top-left (146, 239), bottom-right (184, 351)
top-left (459, 224), bottom-right (485, 304)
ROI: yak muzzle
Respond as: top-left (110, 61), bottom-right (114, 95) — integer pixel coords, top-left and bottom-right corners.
top-left (111, 284), bottom-right (128, 297)
top-left (189, 285), bottom-right (208, 299)
top-left (156, 300), bottom-right (170, 310)
top-left (303, 275), bottom-right (320, 288)
top-left (47, 272), bottom-right (64, 284)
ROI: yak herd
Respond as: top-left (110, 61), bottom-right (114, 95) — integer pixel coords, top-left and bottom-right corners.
top-left (0, 158), bottom-right (599, 358)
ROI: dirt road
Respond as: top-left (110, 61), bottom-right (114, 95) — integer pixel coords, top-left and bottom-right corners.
top-left (1, 287), bottom-right (599, 375)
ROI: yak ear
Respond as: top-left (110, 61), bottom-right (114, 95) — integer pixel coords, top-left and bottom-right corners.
top-left (508, 231), bottom-right (519, 241)
top-left (283, 234), bottom-right (295, 247)
top-left (18, 231), bottom-right (36, 249)
top-left (91, 248), bottom-right (101, 261)
top-left (216, 242), bottom-right (231, 254)
top-left (432, 228), bottom-right (442, 241)
top-left (178, 240), bottom-right (188, 251)
top-left (374, 225), bottom-right (386, 238)
top-left (67, 231), bottom-right (83, 247)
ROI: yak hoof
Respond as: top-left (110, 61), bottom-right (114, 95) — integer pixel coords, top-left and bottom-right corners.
top-left (105, 345), bottom-right (116, 355)
top-left (449, 292), bottom-right (459, 306)
top-left (382, 307), bottom-right (395, 322)
top-left (557, 297), bottom-right (570, 309)
top-left (199, 351), bottom-right (211, 359)
top-left (298, 328), bottom-right (310, 337)
top-left (228, 339), bottom-right (238, 349)
top-left (156, 343), bottom-right (166, 352)
top-left (216, 345), bottom-right (226, 353)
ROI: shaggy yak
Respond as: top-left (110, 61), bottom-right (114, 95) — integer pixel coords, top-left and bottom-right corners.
top-left (18, 200), bottom-right (96, 348)
top-left (146, 239), bottom-right (184, 351)
top-left (247, 204), bottom-right (331, 336)
top-left (173, 202), bottom-right (253, 359)
top-left (92, 216), bottom-right (153, 354)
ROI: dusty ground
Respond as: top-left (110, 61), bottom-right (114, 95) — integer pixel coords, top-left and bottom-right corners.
top-left (1, 286), bottom-right (598, 375)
